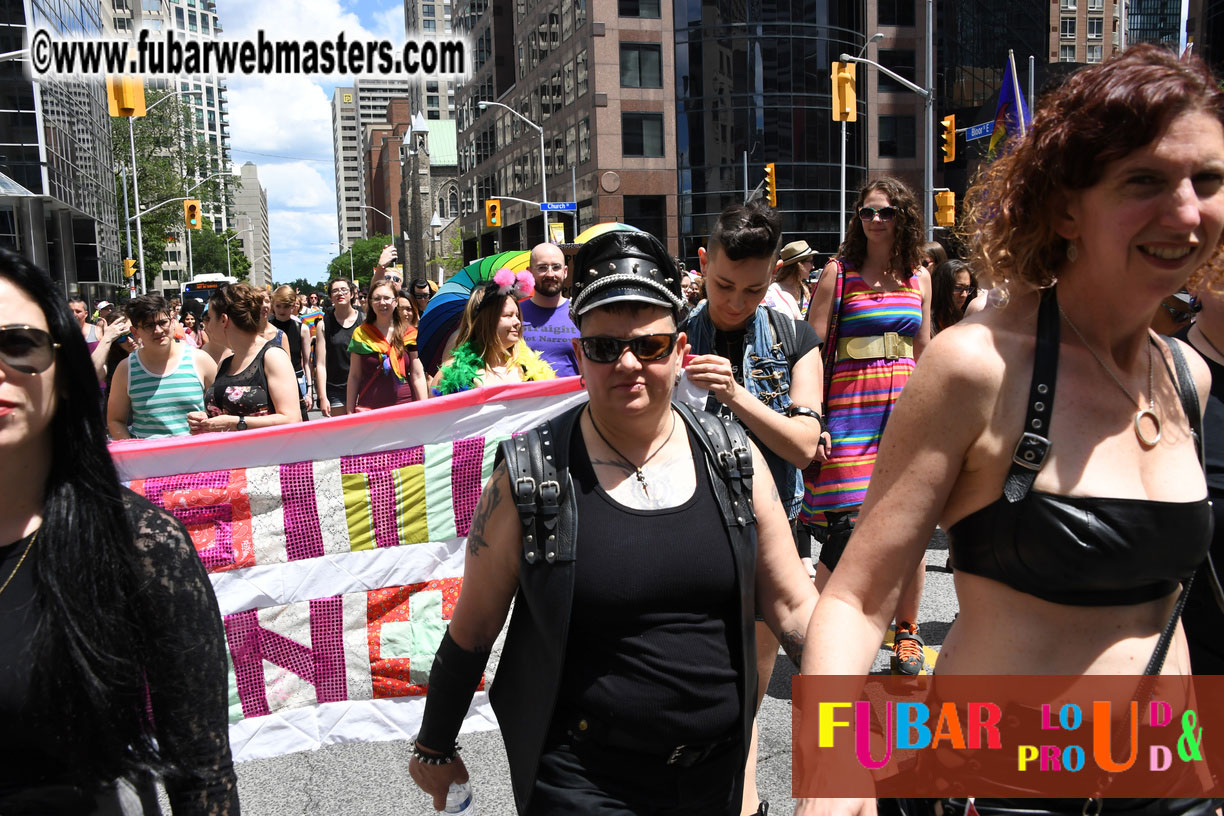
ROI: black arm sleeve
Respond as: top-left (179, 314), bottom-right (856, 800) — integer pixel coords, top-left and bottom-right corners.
top-left (124, 491), bottom-right (240, 815)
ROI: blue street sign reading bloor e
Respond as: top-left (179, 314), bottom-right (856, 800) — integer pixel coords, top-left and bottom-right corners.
top-left (966, 121), bottom-right (995, 142)
top-left (540, 202), bottom-right (577, 211)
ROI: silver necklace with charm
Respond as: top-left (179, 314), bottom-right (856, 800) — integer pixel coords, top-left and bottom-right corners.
top-left (587, 406), bottom-right (677, 497)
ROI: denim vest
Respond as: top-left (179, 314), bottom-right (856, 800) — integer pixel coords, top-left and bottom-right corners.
top-left (684, 303), bottom-right (803, 518)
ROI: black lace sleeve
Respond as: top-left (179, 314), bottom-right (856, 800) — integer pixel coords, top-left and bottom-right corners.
top-left (123, 490), bottom-right (240, 815)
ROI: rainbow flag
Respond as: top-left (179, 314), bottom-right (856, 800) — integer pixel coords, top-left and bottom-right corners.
top-left (300, 309), bottom-right (324, 331)
top-left (987, 51), bottom-right (1032, 155)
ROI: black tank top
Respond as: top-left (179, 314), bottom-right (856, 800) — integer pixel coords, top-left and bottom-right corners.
top-left (947, 289), bottom-right (1212, 606)
top-left (206, 341), bottom-right (276, 418)
top-left (557, 421), bottom-right (741, 745)
top-left (269, 316), bottom-right (304, 374)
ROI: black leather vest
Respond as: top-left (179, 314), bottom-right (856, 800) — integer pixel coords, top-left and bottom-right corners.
top-left (490, 401), bottom-right (759, 813)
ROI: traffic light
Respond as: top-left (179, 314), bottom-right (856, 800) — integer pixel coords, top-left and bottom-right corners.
top-left (123, 258), bottom-right (137, 278)
top-left (184, 199), bottom-right (202, 230)
top-left (485, 199), bottom-right (501, 228)
top-left (935, 191), bottom-right (956, 227)
top-left (106, 76), bottom-right (146, 117)
top-left (763, 163), bottom-right (778, 207)
top-left (941, 115), bottom-right (956, 163)
top-left (831, 62), bottom-right (857, 122)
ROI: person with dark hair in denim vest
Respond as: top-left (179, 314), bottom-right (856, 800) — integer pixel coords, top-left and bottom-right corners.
top-left (684, 200), bottom-right (829, 816)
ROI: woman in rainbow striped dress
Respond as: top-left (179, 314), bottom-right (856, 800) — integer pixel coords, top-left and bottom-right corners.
top-left (802, 177), bottom-right (933, 674)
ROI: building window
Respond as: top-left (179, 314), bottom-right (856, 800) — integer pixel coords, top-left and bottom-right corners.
top-left (620, 43), bottom-right (663, 88)
top-left (618, 0), bottom-right (660, 17)
top-left (424, 19), bottom-right (436, 31)
top-left (622, 113), bottom-right (664, 157)
top-left (576, 49), bottom-right (588, 96)
top-left (1060, 44), bottom-right (1077, 61)
top-left (877, 0), bottom-right (916, 26)
top-left (877, 49), bottom-right (916, 93)
top-left (1086, 44), bottom-right (1103, 61)
top-left (579, 117), bottom-right (590, 164)
top-left (423, 3), bottom-right (435, 15)
top-left (1087, 16), bottom-right (1103, 37)
top-left (1088, 0), bottom-right (1103, 10)
top-left (1061, 16), bottom-right (1076, 38)
top-left (878, 115), bottom-right (916, 158)
top-left (1060, 0), bottom-right (1077, 9)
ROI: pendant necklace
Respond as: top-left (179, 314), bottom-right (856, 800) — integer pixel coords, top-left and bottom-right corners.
top-left (587, 406), bottom-right (677, 497)
top-left (1058, 304), bottom-right (1162, 446)
top-left (0, 531), bottom-right (37, 598)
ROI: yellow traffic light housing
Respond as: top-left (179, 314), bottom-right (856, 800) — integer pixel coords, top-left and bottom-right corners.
top-left (184, 199), bottom-right (202, 230)
top-left (485, 199), bottom-right (501, 228)
top-left (941, 115), bottom-right (956, 163)
top-left (106, 76), bottom-right (146, 117)
top-left (763, 163), bottom-right (778, 207)
top-left (935, 191), bottom-right (956, 227)
top-left (123, 258), bottom-right (137, 278)
top-left (831, 62), bottom-right (857, 122)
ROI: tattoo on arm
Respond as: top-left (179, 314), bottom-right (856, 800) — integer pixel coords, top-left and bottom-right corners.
top-left (770, 481), bottom-right (780, 503)
top-left (779, 629), bottom-right (805, 668)
top-left (467, 463), bottom-right (505, 557)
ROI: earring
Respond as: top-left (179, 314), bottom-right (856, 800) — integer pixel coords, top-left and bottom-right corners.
top-left (579, 375), bottom-right (585, 387)
top-left (1066, 241), bottom-right (1078, 262)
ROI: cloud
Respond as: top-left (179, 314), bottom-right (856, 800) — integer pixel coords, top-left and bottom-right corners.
top-left (225, 75), bottom-right (335, 159)
top-left (257, 162), bottom-right (335, 210)
top-left (218, 0), bottom-right (376, 44)
top-left (370, 4), bottom-right (406, 42)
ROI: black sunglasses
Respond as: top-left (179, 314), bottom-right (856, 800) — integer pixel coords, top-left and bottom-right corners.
top-left (0, 326), bottom-right (61, 374)
top-left (1161, 301), bottom-right (1195, 325)
top-left (858, 206), bottom-right (897, 222)
top-left (579, 333), bottom-right (678, 364)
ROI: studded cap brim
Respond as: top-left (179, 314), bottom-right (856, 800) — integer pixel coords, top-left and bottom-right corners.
top-left (570, 273), bottom-right (687, 319)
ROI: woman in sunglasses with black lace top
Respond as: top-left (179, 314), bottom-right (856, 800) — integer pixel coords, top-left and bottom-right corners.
top-left (0, 248), bottom-right (238, 814)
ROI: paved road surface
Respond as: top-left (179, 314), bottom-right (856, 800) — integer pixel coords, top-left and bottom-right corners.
top-left (178, 526), bottom-right (958, 815)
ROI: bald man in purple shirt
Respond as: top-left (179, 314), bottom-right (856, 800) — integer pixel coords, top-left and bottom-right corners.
top-left (518, 242), bottom-right (580, 377)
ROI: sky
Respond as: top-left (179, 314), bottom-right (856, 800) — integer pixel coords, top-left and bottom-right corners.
top-left (217, 0), bottom-right (407, 287)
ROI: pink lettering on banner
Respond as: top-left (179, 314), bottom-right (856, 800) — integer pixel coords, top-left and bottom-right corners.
top-left (341, 447), bottom-right (425, 549)
top-left (279, 460), bottom-right (324, 561)
top-left (451, 437), bottom-right (486, 536)
top-left (132, 469), bottom-right (255, 572)
top-left (223, 596), bottom-right (347, 719)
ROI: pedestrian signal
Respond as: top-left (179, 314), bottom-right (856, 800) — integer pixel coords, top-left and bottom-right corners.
top-left (831, 62), bottom-right (857, 122)
top-left (935, 191), bottom-right (956, 227)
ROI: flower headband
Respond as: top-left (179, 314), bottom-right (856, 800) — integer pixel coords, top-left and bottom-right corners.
top-left (479, 268), bottom-right (535, 309)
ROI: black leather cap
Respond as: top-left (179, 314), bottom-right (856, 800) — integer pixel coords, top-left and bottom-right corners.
top-left (569, 230), bottom-right (686, 320)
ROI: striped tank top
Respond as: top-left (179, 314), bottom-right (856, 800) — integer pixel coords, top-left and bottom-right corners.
top-left (128, 345), bottom-right (205, 438)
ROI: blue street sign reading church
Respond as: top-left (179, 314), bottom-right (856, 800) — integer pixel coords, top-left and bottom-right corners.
top-left (540, 202), bottom-right (577, 212)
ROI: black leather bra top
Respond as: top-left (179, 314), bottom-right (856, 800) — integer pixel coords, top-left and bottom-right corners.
top-left (947, 288), bottom-right (1213, 606)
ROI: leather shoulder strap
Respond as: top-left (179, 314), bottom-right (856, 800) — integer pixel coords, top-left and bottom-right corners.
top-left (1164, 336), bottom-right (1204, 467)
top-left (766, 306), bottom-right (799, 361)
top-left (1003, 288), bottom-right (1061, 503)
top-left (675, 402), bottom-right (755, 529)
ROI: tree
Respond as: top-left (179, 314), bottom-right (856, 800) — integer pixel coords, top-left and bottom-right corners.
top-left (326, 234), bottom-right (393, 289)
top-left (427, 232), bottom-right (465, 281)
top-left (187, 225), bottom-right (251, 282)
top-left (112, 89), bottom-right (232, 290)
top-left (277, 277), bottom-right (324, 296)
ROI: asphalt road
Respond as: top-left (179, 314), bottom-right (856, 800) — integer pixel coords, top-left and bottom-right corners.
top-left (177, 528), bottom-right (959, 816)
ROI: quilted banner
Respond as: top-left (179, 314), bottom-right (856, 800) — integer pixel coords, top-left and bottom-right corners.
top-left (110, 379), bottom-right (587, 762)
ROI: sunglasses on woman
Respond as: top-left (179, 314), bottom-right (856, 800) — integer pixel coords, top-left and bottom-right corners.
top-left (0, 326), bottom-right (61, 374)
top-left (858, 206), bottom-right (897, 222)
top-left (579, 333), bottom-right (678, 364)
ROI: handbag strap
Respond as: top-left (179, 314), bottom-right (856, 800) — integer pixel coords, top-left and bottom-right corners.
top-left (821, 259), bottom-right (847, 404)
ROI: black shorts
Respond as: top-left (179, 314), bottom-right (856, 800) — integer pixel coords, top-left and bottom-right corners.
top-left (326, 381), bottom-right (346, 408)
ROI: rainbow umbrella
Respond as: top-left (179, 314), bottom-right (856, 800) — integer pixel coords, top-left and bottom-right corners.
top-left (417, 250), bottom-right (531, 374)
top-left (571, 222), bottom-right (638, 245)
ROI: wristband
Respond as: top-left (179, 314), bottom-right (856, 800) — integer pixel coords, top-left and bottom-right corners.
top-left (416, 628), bottom-right (491, 753)
top-left (787, 404), bottom-right (824, 430)
top-left (411, 739), bottom-right (461, 765)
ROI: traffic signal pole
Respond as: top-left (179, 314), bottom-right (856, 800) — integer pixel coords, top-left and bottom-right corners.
top-left (128, 117), bottom-right (146, 293)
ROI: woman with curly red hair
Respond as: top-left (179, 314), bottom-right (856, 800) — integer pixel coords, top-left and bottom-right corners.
top-left (801, 176), bottom-right (933, 675)
top-left (798, 45), bottom-right (1224, 816)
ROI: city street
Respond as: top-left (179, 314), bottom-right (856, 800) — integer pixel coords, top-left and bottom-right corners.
top-left (190, 530), bottom-right (958, 815)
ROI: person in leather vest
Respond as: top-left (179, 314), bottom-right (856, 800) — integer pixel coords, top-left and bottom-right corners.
top-left (409, 229), bottom-right (820, 815)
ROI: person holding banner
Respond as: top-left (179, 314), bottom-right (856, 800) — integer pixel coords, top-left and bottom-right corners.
top-left (0, 248), bottom-right (239, 813)
top-left (797, 45), bottom-right (1224, 815)
top-left (345, 279), bottom-right (428, 411)
top-left (410, 229), bottom-right (818, 815)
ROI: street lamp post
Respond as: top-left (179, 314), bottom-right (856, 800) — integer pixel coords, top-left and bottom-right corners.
top-left (128, 89), bottom-right (203, 293)
top-left (477, 100), bottom-right (548, 235)
top-left (330, 243), bottom-right (354, 279)
top-left (226, 227), bottom-right (254, 278)
top-left (840, 33), bottom-right (883, 244)
top-left (841, 45), bottom-right (935, 239)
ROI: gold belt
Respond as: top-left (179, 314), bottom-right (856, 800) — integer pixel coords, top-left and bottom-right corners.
top-left (837, 332), bottom-right (914, 361)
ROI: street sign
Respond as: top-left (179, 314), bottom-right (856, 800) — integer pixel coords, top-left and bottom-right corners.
top-left (540, 202), bottom-right (577, 212)
top-left (966, 121), bottom-right (995, 142)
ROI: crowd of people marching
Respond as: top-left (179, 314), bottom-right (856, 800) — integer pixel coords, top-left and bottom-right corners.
top-left (3, 44), bottom-right (1224, 816)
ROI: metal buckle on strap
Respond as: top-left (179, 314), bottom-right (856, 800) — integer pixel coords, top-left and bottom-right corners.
top-left (883, 331), bottom-right (903, 360)
top-left (666, 744), bottom-right (688, 765)
top-left (513, 475), bottom-right (536, 504)
top-left (1011, 431), bottom-right (1051, 471)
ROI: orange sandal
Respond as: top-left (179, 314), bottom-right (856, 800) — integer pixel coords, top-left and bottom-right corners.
top-left (892, 622), bottom-right (926, 676)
